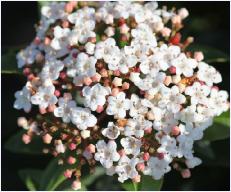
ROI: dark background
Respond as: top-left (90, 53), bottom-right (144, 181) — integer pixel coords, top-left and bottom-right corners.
top-left (1, 2), bottom-right (230, 191)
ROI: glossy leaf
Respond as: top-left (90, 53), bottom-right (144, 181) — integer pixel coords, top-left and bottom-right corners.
top-left (121, 181), bottom-right (139, 191)
top-left (203, 111), bottom-right (230, 142)
top-left (187, 44), bottom-right (229, 63)
top-left (18, 169), bottom-right (43, 191)
top-left (140, 175), bottom-right (164, 191)
top-left (4, 130), bottom-right (44, 155)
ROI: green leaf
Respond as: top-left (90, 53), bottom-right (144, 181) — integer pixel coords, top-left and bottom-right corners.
top-left (140, 175), bottom-right (164, 191)
top-left (18, 169), bottom-right (43, 191)
top-left (39, 158), bottom-right (72, 190)
top-left (121, 176), bottom-right (164, 191)
top-left (187, 44), bottom-right (229, 63)
top-left (203, 111), bottom-right (230, 142)
top-left (4, 130), bottom-right (44, 155)
top-left (1, 49), bottom-right (21, 74)
top-left (81, 167), bottom-right (105, 186)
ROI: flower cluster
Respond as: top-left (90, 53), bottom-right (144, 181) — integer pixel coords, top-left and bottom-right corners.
top-left (14, 1), bottom-right (229, 190)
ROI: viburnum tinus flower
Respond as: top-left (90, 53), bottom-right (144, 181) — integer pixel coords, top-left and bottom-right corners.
top-left (14, 1), bottom-right (229, 190)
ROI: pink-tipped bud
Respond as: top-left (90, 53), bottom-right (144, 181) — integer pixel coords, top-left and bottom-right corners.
top-left (22, 134), bottom-right (31, 144)
top-left (67, 156), bottom-right (76, 165)
top-left (118, 149), bottom-right (126, 157)
top-left (54, 90), bottom-right (61, 97)
top-left (144, 127), bottom-right (152, 134)
top-left (132, 175), bottom-right (141, 183)
top-left (111, 88), bottom-right (120, 96)
top-left (70, 1), bottom-right (77, 7)
top-left (72, 52), bottom-right (78, 58)
top-left (43, 133), bottom-right (52, 144)
top-left (113, 69), bottom-right (121, 76)
top-left (171, 15), bottom-right (182, 25)
top-left (100, 68), bottom-right (108, 77)
top-left (86, 144), bottom-right (96, 153)
top-left (59, 72), bottom-right (67, 80)
top-left (112, 77), bottom-right (122, 87)
top-left (39, 107), bottom-right (47, 114)
top-left (17, 117), bottom-right (28, 128)
top-left (169, 66), bottom-right (176, 74)
top-left (65, 2), bottom-right (74, 13)
top-left (161, 27), bottom-right (171, 37)
top-left (96, 105), bottom-right (104, 113)
top-left (72, 180), bottom-right (81, 190)
top-left (69, 143), bottom-right (77, 151)
top-left (61, 133), bottom-right (68, 140)
top-left (64, 169), bottom-right (72, 178)
top-left (120, 24), bottom-right (130, 34)
top-left (164, 76), bottom-right (172, 86)
top-left (48, 104), bottom-right (56, 112)
top-left (140, 90), bottom-right (145, 95)
top-left (62, 20), bottom-right (69, 28)
top-left (194, 51), bottom-right (204, 62)
top-left (23, 67), bottom-right (31, 76)
top-left (27, 74), bottom-right (35, 81)
top-left (34, 37), bottom-right (41, 45)
top-left (137, 163), bottom-right (145, 172)
top-left (212, 86), bottom-right (219, 91)
top-left (181, 169), bottom-right (191, 178)
top-left (171, 126), bottom-right (180, 136)
top-left (157, 153), bottom-right (165, 160)
top-left (83, 77), bottom-right (92, 86)
top-left (44, 37), bottom-right (51, 45)
top-left (122, 82), bottom-right (130, 90)
top-left (91, 73), bottom-right (101, 82)
top-left (143, 152), bottom-right (150, 161)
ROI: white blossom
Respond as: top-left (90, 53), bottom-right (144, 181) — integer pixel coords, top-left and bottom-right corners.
top-left (14, 86), bottom-right (32, 112)
top-left (120, 136), bottom-right (142, 156)
top-left (102, 122), bottom-right (120, 139)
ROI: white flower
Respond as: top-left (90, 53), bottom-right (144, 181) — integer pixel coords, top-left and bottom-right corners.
top-left (171, 53), bottom-right (197, 77)
top-left (185, 157), bottom-right (202, 168)
top-left (208, 89), bottom-right (229, 116)
top-left (129, 94), bottom-right (148, 117)
top-left (50, 26), bottom-right (70, 50)
top-left (31, 85), bottom-right (57, 109)
top-left (16, 44), bottom-right (39, 68)
top-left (14, 86), bottom-right (32, 112)
top-left (82, 83), bottom-right (110, 111)
top-left (95, 140), bottom-right (120, 168)
top-left (177, 135), bottom-right (194, 159)
top-left (102, 122), bottom-right (120, 139)
top-left (197, 62), bottom-right (222, 86)
top-left (94, 38), bottom-right (121, 70)
top-left (55, 141), bottom-right (66, 153)
top-left (54, 96), bottom-right (76, 123)
top-left (118, 53), bottom-right (138, 74)
top-left (81, 130), bottom-right (91, 139)
top-left (76, 52), bottom-right (97, 77)
top-left (120, 136), bottom-right (142, 156)
top-left (143, 157), bottom-right (171, 180)
top-left (40, 58), bottom-right (64, 80)
top-left (106, 92), bottom-right (131, 119)
top-left (71, 107), bottom-right (97, 130)
top-left (85, 42), bottom-right (95, 55)
top-left (158, 86), bottom-right (186, 113)
top-left (115, 156), bottom-right (139, 183)
top-left (185, 82), bottom-right (210, 105)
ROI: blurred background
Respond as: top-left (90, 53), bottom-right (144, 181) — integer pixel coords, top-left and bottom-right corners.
top-left (1, 1), bottom-right (230, 191)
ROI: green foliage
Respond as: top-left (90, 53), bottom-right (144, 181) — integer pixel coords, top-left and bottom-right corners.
top-left (4, 130), bottom-right (44, 155)
top-left (203, 111), bottom-right (230, 142)
top-left (121, 176), bottom-right (164, 191)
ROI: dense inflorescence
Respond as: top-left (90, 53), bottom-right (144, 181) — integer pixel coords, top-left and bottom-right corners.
top-left (14, 1), bottom-right (229, 190)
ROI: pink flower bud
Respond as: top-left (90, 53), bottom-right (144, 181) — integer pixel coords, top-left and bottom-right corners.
top-left (69, 143), bottom-right (77, 151)
top-left (54, 90), bottom-right (61, 97)
top-left (113, 70), bottom-right (121, 76)
top-left (96, 105), bottom-right (104, 113)
top-left (122, 82), bottom-right (130, 90)
top-left (144, 127), bottom-right (152, 134)
top-left (72, 180), bottom-right (81, 190)
top-left (42, 133), bottom-right (52, 144)
top-left (65, 3), bottom-right (73, 13)
top-left (171, 15), bottom-right (182, 25)
top-left (157, 153), bottom-right (165, 160)
top-left (143, 152), bottom-right (150, 161)
top-left (137, 162), bottom-right (145, 172)
top-left (83, 77), bottom-right (92, 86)
top-left (62, 20), bottom-right (69, 28)
top-left (169, 66), bottom-right (176, 74)
top-left (34, 37), bottom-right (41, 45)
top-left (178, 8), bottom-right (189, 19)
top-left (164, 76), bottom-right (172, 86)
top-left (118, 149), bottom-right (126, 157)
top-left (17, 117), bottom-right (28, 128)
top-left (132, 175), bottom-right (141, 183)
top-left (181, 169), bottom-right (191, 178)
top-left (70, 1), bottom-right (77, 7)
top-left (27, 74), bottom-right (35, 81)
top-left (194, 51), bottom-right (204, 62)
top-left (100, 68), bottom-right (108, 77)
top-left (212, 86), bottom-right (219, 91)
top-left (44, 37), bottom-right (51, 45)
top-left (64, 169), bottom-right (72, 178)
top-left (91, 73), bottom-right (101, 82)
top-left (86, 144), bottom-right (96, 153)
top-left (23, 68), bottom-right (31, 76)
top-left (161, 27), bottom-right (171, 37)
top-left (59, 71), bottom-right (67, 80)
top-left (120, 24), bottom-right (130, 34)
top-left (111, 88), bottom-right (120, 96)
top-left (67, 156), bottom-right (76, 165)
top-left (140, 90), bottom-right (145, 95)
top-left (39, 108), bottom-right (47, 114)
top-left (171, 126), bottom-right (180, 136)
top-left (22, 134), bottom-right (31, 144)
top-left (48, 104), bottom-right (56, 112)
top-left (72, 52), bottom-right (78, 58)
